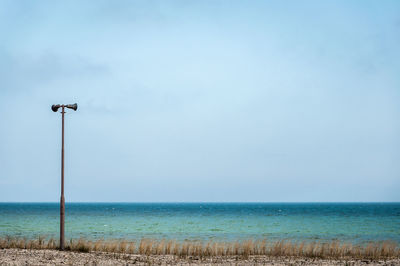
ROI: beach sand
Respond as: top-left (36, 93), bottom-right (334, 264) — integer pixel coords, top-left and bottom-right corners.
top-left (1, 248), bottom-right (399, 265)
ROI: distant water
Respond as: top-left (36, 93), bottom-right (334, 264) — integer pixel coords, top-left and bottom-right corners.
top-left (0, 203), bottom-right (399, 244)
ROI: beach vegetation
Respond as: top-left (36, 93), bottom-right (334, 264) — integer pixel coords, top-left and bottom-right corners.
top-left (0, 236), bottom-right (399, 260)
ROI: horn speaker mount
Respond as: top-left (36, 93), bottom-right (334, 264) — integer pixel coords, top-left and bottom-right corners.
top-left (52, 103), bottom-right (78, 112)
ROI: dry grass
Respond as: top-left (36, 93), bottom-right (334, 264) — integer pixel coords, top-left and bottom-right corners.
top-left (0, 236), bottom-right (399, 260)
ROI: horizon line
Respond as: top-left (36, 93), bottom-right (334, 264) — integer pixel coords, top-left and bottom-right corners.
top-left (1, 201), bottom-right (399, 204)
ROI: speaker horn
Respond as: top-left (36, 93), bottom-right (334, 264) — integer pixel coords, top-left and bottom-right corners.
top-left (52, 104), bottom-right (61, 112)
top-left (66, 103), bottom-right (78, 111)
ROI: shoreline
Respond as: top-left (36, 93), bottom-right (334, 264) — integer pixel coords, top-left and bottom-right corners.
top-left (1, 237), bottom-right (399, 264)
top-left (1, 248), bottom-right (400, 265)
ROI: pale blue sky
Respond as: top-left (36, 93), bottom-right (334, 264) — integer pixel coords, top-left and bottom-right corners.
top-left (0, 0), bottom-right (399, 202)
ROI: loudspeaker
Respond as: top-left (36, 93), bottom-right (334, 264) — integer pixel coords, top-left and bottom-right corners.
top-left (66, 103), bottom-right (78, 111)
top-left (52, 104), bottom-right (61, 112)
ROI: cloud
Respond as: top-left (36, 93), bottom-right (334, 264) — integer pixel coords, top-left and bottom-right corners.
top-left (0, 51), bottom-right (109, 93)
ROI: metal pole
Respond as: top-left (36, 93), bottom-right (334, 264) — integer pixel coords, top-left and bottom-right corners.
top-left (52, 103), bottom-right (76, 250)
top-left (60, 106), bottom-right (65, 250)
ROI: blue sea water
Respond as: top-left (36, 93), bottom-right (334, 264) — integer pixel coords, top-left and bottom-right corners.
top-left (0, 203), bottom-right (399, 244)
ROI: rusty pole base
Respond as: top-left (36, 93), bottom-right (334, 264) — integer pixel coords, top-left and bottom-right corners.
top-left (60, 195), bottom-right (65, 251)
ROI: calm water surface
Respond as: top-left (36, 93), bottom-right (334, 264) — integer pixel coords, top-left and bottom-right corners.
top-left (0, 203), bottom-right (399, 243)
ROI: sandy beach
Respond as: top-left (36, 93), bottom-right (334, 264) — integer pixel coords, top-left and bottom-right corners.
top-left (0, 248), bottom-right (399, 266)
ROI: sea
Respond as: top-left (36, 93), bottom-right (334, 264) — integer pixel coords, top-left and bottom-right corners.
top-left (0, 203), bottom-right (399, 244)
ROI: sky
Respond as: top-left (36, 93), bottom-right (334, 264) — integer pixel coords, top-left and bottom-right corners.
top-left (0, 0), bottom-right (399, 202)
